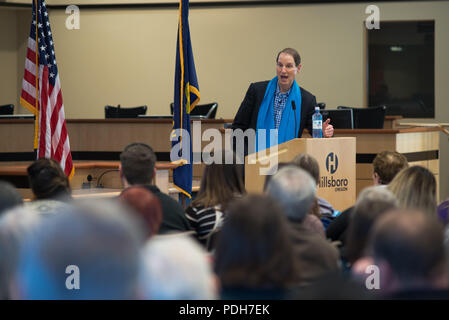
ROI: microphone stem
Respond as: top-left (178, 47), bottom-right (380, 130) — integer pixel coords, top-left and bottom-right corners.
top-left (292, 101), bottom-right (297, 138)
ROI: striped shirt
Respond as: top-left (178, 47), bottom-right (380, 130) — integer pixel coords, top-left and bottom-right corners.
top-left (273, 84), bottom-right (291, 129)
top-left (185, 205), bottom-right (224, 247)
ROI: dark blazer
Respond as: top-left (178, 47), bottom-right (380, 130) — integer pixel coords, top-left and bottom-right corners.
top-left (144, 185), bottom-right (192, 234)
top-left (232, 80), bottom-right (317, 138)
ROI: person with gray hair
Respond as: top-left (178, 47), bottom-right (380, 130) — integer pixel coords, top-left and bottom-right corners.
top-left (15, 199), bottom-right (144, 299)
top-left (266, 166), bottom-right (340, 284)
top-left (266, 165), bottom-right (324, 236)
top-left (266, 166), bottom-right (317, 222)
top-left (139, 235), bottom-right (217, 300)
top-left (292, 153), bottom-right (339, 229)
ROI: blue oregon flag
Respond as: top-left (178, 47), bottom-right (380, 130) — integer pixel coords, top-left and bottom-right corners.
top-left (171, 0), bottom-right (200, 198)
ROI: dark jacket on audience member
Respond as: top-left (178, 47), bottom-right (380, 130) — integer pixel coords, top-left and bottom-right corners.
top-left (144, 185), bottom-right (191, 234)
top-left (326, 206), bottom-right (353, 245)
top-left (289, 221), bottom-right (340, 284)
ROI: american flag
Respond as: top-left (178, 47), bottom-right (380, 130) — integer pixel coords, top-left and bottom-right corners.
top-left (20, 0), bottom-right (74, 178)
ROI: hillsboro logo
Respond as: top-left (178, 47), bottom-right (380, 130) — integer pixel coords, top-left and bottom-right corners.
top-left (320, 152), bottom-right (348, 192)
top-left (326, 152), bottom-right (339, 174)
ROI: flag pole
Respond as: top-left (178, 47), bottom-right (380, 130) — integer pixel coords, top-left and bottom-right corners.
top-left (33, 0), bottom-right (39, 155)
top-left (178, 0), bottom-right (184, 146)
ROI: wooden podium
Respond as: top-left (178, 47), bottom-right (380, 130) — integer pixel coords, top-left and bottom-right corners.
top-left (245, 137), bottom-right (356, 211)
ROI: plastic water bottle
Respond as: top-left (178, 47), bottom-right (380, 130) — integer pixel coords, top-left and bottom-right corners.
top-left (312, 107), bottom-right (323, 138)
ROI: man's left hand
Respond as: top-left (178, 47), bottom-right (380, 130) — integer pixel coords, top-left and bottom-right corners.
top-left (323, 118), bottom-right (334, 138)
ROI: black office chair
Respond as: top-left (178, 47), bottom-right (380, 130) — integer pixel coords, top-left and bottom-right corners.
top-left (321, 109), bottom-right (354, 129)
top-left (0, 104), bottom-right (14, 115)
top-left (104, 105), bottom-right (147, 118)
top-left (317, 102), bottom-right (326, 110)
top-left (337, 105), bottom-right (386, 129)
top-left (170, 102), bottom-right (218, 119)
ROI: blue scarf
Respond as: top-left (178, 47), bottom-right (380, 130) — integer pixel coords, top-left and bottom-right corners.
top-left (255, 77), bottom-right (302, 152)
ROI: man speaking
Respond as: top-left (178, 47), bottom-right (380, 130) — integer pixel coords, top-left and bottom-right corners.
top-left (232, 48), bottom-right (334, 153)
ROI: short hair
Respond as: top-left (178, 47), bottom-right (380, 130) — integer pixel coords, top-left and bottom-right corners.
top-left (266, 166), bottom-right (316, 222)
top-left (388, 166), bottom-right (437, 218)
top-left (140, 235), bottom-right (216, 299)
top-left (17, 199), bottom-right (144, 299)
top-left (27, 158), bottom-right (71, 200)
top-left (372, 151), bottom-right (408, 185)
top-left (292, 153), bottom-right (320, 184)
top-left (263, 162), bottom-right (293, 192)
top-left (214, 195), bottom-right (300, 288)
top-left (0, 181), bottom-right (23, 215)
top-left (120, 143), bottom-right (156, 185)
top-left (345, 186), bottom-right (398, 263)
top-left (371, 210), bottom-right (446, 283)
top-left (119, 186), bottom-right (163, 238)
top-left (276, 48), bottom-right (301, 66)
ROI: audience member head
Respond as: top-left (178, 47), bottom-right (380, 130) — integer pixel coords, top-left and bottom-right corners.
top-left (372, 151), bottom-right (408, 185)
top-left (214, 195), bottom-right (300, 290)
top-left (16, 199), bottom-right (144, 299)
top-left (193, 151), bottom-right (245, 210)
top-left (0, 206), bottom-right (44, 299)
top-left (262, 162), bottom-right (293, 191)
top-left (0, 181), bottom-right (23, 215)
top-left (369, 209), bottom-right (447, 293)
top-left (120, 143), bottom-right (156, 186)
top-left (119, 186), bottom-right (163, 238)
top-left (266, 166), bottom-right (316, 223)
top-left (27, 158), bottom-right (71, 200)
top-left (290, 154), bottom-right (322, 218)
top-left (292, 153), bottom-right (320, 185)
top-left (388, 165), bottom-right (437, 218)
top-left (139, 235), bottom-right (217, 299)
top-left (345, 186), bottom-right (398, 264)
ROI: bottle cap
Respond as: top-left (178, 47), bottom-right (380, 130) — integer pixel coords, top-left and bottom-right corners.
top-left (315, 106), bottom-right (320, 111)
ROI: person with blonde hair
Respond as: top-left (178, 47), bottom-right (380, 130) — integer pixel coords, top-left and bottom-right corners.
top-left (326, 150), bottom-right (408, 245)
top-left (388, 165), bottom-right (437, 218)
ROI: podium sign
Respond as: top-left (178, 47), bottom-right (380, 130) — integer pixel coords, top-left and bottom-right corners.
top-left (245, 137), bottom-right (356, 211)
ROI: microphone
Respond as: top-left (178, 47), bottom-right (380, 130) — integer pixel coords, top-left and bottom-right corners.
top-left (292, 101), bottom-right (297, 138)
